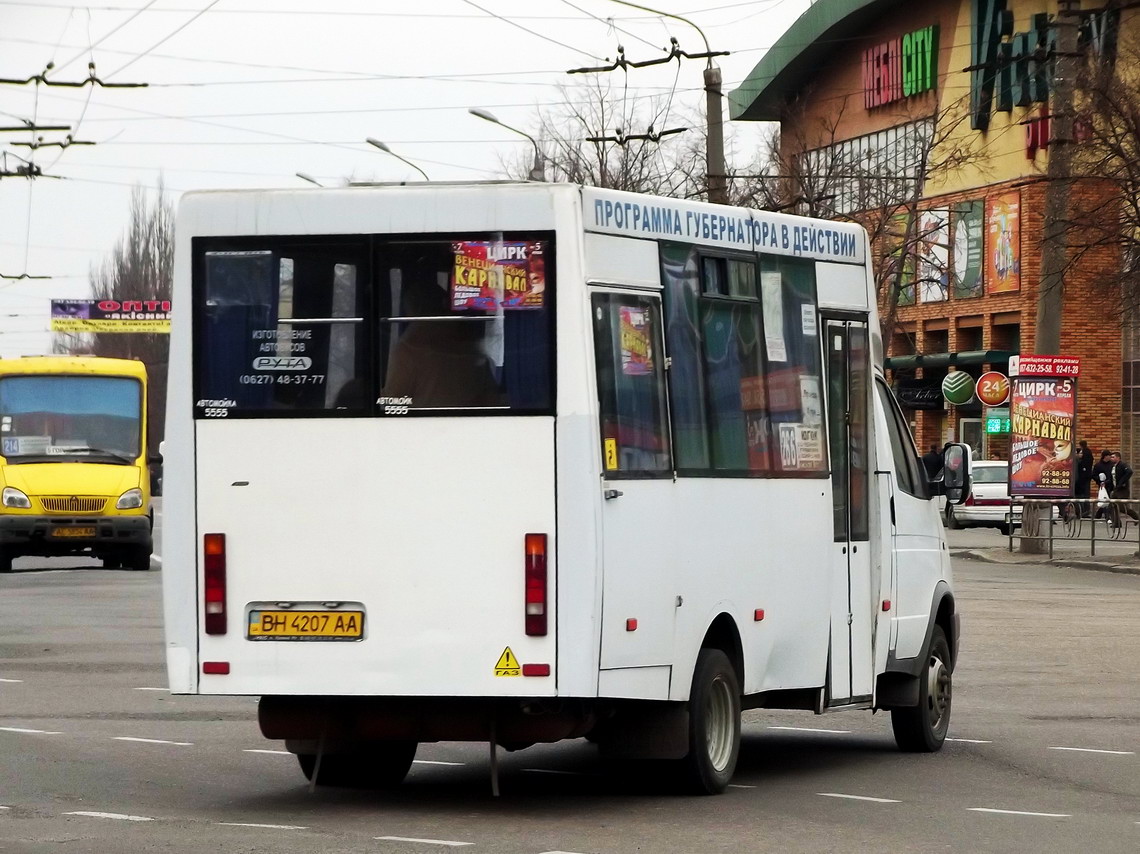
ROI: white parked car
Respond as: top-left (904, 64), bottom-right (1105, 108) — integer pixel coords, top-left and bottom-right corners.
top-left (944, 460), bottom-right (1019, 534)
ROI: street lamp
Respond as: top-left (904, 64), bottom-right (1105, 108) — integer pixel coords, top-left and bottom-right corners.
top-left (365, 138), bottom-right (429, 181)
top-left (295, 172), bottom-right (323, 186)
top-left (468, 108), bottom-right (545, 181)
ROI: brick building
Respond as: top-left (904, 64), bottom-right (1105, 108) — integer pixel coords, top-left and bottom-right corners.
top-left (728, 0), bottom-right (1131, 463)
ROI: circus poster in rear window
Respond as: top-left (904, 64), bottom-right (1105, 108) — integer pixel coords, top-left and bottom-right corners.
top-left (450, 240), bottom-right (547, 311)
top-left (1009, 376), bottom-right (1076, 497)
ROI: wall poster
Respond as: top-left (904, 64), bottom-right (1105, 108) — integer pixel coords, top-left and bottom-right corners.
top-left (985, 191), bottom-right (1021, 294)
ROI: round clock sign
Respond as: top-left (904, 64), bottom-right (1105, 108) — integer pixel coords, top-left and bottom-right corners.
top-left (975, 371), bottom-right (1010, 407)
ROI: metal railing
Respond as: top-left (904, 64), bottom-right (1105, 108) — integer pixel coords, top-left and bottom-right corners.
top-left (1005, 498), bottom-right (1140, 558)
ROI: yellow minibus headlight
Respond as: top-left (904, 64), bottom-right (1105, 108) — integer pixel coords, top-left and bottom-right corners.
top-left (2, 486), bottom-right (31, 509)
top-left (116, 488), bottom-right (144, 510)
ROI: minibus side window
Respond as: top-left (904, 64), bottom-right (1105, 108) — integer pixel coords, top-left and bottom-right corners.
top-left (874, 379), bottom-right (927, 498)
top-left (592, 293), bottom-right (672, 477)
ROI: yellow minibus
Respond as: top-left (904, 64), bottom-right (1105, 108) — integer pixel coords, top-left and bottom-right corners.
top-left (0, 355), bottom-right (157, 572)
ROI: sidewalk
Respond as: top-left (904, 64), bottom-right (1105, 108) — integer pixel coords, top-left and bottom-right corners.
top-left (952, 546), bottom-right (1140, 575)
top-left (946, 525), bottom-right (1140, 575)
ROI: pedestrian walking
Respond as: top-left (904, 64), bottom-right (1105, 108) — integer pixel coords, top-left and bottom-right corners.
top-left (1075, 440), bottom-right (1093, 517)
top-left (921, 443), bottom-right (943, 480)
top-left (1109, 452), bottom-right (1139, 526)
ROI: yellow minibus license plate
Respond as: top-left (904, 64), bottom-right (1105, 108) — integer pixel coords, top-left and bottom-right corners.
top-left (51, 527), bottom-right (96, 538)
top-left (247, 610), bottom-right (364, 640)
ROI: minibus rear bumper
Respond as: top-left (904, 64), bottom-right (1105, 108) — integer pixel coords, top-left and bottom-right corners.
top-left (0, 514), bottom-right (151, 554)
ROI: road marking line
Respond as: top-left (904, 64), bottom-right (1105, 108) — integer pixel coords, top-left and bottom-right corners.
top-left (969, 808), bottom-right (1070, 818)
top-left (0, 678), bottom-right (23, 683)
top-left (243, 749), bottom-right (291, 755)
top-left (819, 793), bottom-right (901, 803)
top-left (0, 726), bottom-right (62, 735)
top-left (374, 836), bottom-right (473, 847)
top-left (768, 726), bottom-right (852, 734)
top-left (412, 759), bottom-right (465, 766)
top-left (134, 687), bottom-right (169, 692)
top-left (1049, 746), bottom-right (1135, 755)
top-left (728, 783), bottom-right (756, 788)
top-left (217, 822), bottom-right (307, 830)
top-left (947, 738), bottom-right (993, 744)
top-left (65, 811), bottom-right (154, 822)
top-left (113, 736), bottom-right (192, 746)
top-left (0, 806), bottom-right (10, 810)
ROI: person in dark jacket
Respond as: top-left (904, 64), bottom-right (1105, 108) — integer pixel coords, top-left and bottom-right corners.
top-left (1109, 452), bottom-right (1139, 525)
top-left (1075, 440), bottom-right (1094, 517)
top-left (921, 443), bottom-right (943, 480)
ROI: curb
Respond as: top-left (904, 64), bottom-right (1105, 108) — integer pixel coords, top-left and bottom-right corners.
top-left (952, 548), bottom-right (1140, 576)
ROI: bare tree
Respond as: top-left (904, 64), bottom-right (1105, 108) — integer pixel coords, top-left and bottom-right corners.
top-left (54, 184), bottom-right (173, 453)
top-left (756, 91), bottom-right (983, 345)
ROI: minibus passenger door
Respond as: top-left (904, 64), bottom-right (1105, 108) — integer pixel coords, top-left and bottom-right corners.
top-left (591, 291), bottom-right (678, 679)
top-left (824, 317), bottom-right (874, 703)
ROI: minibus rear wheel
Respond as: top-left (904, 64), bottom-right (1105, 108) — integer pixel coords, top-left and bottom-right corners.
top-left (298, 740), bottom-right (417, 788)
top-left (679, 648), bottom-right (740, 794)
top-left (891, 626), bottom-right (952, 752)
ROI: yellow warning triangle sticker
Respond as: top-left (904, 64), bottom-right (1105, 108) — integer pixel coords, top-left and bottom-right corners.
top-left (494, 646), bottom-right (520, 676)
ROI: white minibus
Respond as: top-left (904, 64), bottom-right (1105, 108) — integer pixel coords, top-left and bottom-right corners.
top-left (163, 182), bottom-right (969, 794)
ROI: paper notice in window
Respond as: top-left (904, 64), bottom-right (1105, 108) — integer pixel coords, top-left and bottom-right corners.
top-left (761, 271), bottom-right (786, 362)
top-left (800, 376), bottom-right (823, 426)
top-left (619, 305), bottom-right (653, 376)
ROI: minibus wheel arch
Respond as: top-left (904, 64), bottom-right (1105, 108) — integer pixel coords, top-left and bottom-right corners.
top-left (700, 613), bottom-right (744, 689)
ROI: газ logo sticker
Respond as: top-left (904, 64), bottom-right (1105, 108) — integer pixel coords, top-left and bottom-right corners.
top-left (252, 357), bottom-right (312, 371)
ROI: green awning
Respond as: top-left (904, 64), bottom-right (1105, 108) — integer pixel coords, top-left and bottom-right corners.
top-left (884, 350), bottom-right (1016, 371)
top-left (729, 0), bottom-right (903, 121)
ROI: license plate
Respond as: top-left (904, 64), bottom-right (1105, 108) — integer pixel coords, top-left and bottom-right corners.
top-left (51, 526), bottom-right (96, 538)
top-left (247, 610), bottom-right (364, 641)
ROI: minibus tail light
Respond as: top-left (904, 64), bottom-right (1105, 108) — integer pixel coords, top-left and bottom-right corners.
top-left (203, 533), bottom-right (227, 635)
top-left (524, 533), bottom-right (547, 636)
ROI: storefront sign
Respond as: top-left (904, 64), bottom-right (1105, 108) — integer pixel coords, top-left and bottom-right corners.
top-left (50, 298), bottom-right (171, 333)
top-left (942, 371), bottom-right (975, 406)
top-left (975, 371), bottom-right (1009, 406)
top-left (970, 2), bottom-right (1120, 130)
top-left (896, 379), bottom-right (944, 410)
top-left (1009, 354), bottom-right (1081, 378)
top-left (986, 192), bottom-right (1020, 294)
top-left (863, 24), bottom-right (939, 109)
top-left (1009, 374), bottom-right (1076, 497)
top-left (985, 406), bottom-right (1011, 434)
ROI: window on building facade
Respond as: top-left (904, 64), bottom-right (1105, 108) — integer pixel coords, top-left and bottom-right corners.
top-left (797, 119), bottom-right (934, 216)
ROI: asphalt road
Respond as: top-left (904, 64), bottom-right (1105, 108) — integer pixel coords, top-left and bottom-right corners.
top-left (2, 517), bottom-right (1138, 853)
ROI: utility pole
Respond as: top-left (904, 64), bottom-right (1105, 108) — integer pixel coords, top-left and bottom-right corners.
top-left (1035, 0), bottom-right (1080, 356)
top-left (1023, 0), bottom-right (1080, 554)
top-left (575, 0), bottom-right (729, 203)
top-left (704, 63), bottom-right (727, 204)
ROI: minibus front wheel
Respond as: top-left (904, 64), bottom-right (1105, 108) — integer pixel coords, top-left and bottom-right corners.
top-left (0, 547), bottom-right (12, 573)
top-left (891, 625), bottom-right (952, 752)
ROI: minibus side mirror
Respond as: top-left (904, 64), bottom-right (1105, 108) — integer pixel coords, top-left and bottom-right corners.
top-left (941, 443), bottom-right (971, 505)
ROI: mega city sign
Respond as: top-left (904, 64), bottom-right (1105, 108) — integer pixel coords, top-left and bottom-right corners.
top-left (970, 0), bottom-right (1120, 130)
top-left (863, 24), bottom-right (939, 109)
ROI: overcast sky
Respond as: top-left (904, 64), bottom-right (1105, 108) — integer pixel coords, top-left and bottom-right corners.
top-left (0, 0), bottom-right (811, 356)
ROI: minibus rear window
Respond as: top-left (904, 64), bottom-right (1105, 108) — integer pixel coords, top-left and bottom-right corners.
top-left (192, 233), bottom-right (554, 418)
